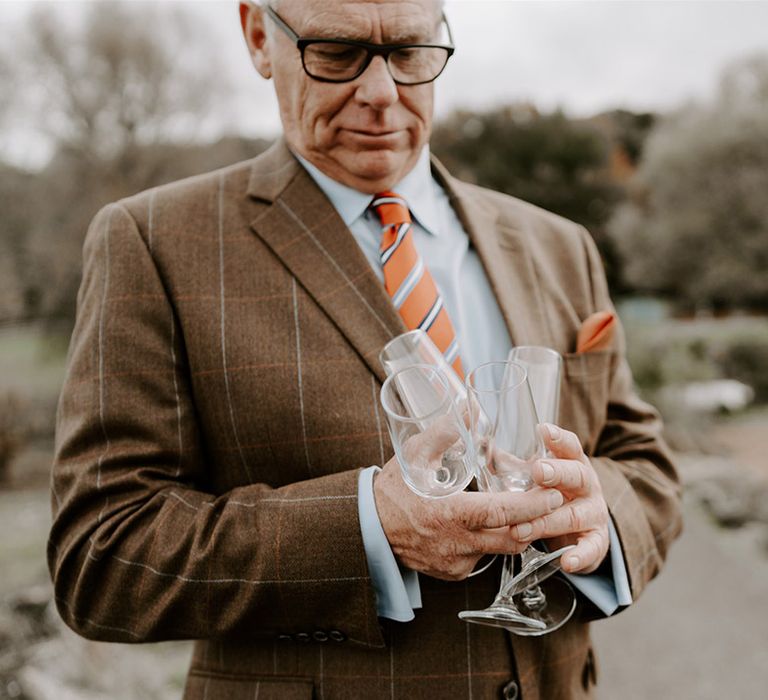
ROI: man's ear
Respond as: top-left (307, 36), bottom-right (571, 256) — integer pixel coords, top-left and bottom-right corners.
top-left (239, 1), bottom-right (272, 79)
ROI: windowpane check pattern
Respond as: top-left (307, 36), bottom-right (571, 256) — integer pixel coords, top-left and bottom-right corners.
top-left (372, 191), bottom-right (464, 378)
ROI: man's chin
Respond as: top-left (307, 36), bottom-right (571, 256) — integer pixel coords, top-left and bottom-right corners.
top-left (340, 151), bottom-right (414, 192)
top-left (301, 146), bottom-right (418, 192)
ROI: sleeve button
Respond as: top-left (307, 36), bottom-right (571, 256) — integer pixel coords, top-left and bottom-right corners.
top-left (276, 634), bottom-right (293, 643)
top-left (313, 630), bottom-right (329, 642)
top-left (295, 632), bottom-right (311, 643)
top-left (329, 630), bottom-right (347, 642)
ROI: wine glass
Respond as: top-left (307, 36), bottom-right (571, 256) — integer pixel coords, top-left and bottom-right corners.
top-left (380, 364), bottom-right (475, 498)
top-left (458, 361), bottom-right (576, 635)
top-left (380, 331), bottom-right (497, 576)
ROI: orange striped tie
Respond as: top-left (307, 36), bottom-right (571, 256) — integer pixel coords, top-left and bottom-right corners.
top-left (371, 191), bottom-right (464, 378)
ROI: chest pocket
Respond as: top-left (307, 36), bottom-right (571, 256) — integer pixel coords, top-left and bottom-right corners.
top-left (558, 350), bottom-right (615, 456)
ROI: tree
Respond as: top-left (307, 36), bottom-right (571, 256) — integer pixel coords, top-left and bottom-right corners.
top-left (431, 105), bottom-right (625, 289)
top-left (1, 1), bottom-right (249, 324)
top-left (608, 54), bottom-right (768, 313)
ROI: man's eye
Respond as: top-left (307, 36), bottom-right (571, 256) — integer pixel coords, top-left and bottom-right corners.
top-left (393, 48), bottom-right (419, 62)
top-left (314, 45), bottom-right (360, 61)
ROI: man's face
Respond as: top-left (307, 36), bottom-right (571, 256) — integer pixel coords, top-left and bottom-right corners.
top-left (242, 0), bottom-right (443, 193)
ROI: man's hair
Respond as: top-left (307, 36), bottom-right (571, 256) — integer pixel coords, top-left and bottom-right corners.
top-left (260, 0), bottom-right (446, 35)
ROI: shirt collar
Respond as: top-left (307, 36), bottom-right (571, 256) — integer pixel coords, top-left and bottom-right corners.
top-left (294, 146), bottom-right (442, 236)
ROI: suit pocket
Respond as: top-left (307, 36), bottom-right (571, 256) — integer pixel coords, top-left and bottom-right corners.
top-left (558, 350), bottom-right (614, 455)
top-left (184, 671), bottom-right (314, 700)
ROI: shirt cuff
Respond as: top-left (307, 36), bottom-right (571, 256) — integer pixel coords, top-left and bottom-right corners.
top-left (358, 466), bottom-right (422, 621)
top-left (562, 516), bottom-right (633, 616)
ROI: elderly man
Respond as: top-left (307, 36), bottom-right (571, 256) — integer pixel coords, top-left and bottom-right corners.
top-left (48, 1), bottom-right (682, 698)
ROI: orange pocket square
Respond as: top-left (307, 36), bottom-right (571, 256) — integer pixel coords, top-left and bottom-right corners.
top-left (576, 311), bottom-right (616, 353)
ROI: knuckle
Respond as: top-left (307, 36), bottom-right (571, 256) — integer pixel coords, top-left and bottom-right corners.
top-left (530, 517), bottom-right (547, 540)
top-left (566, 432), bottom-right (585, 457)
top-left (567, 504), bottom-right (583, 532)
top-left (446, 498), bottom-right (467, 526)
top-left (487, 502), bottom-right (508, 529)
top-left (578, 463), bottom-right (591, 491)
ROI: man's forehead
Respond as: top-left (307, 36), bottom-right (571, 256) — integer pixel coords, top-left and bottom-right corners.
top-left (278, 0), bottom-right (443, 42)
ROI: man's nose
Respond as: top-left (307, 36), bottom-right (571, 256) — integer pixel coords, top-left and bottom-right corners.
top-left (354, 55), bottom-right (399, 110)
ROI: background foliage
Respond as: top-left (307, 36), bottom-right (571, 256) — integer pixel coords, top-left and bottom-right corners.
top-left (609, 55), bottom-right (768, 313)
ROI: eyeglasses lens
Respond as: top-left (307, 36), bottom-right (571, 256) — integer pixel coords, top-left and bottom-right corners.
top-left (303, 44), bottom-right (449, 84)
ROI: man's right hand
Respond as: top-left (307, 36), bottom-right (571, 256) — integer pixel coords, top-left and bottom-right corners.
top-left (373, 454), bottom-right (565, 581)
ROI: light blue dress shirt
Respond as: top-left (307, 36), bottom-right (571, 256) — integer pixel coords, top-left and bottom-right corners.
top-left (296, 148), bottom-right (632, 621)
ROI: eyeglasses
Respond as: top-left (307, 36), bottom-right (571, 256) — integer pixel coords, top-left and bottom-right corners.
top-left (264, 4), bottom-right (455, 86)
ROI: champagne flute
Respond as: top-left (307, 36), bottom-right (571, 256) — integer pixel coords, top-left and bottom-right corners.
top-left (380, 364), bottom-right (475, 499)
top-left (379, 329), bottom-right (466, 402)
top-left (458, 361), bottom-right (576, 635)
top-left (504, 346), bottom-right (575, 594)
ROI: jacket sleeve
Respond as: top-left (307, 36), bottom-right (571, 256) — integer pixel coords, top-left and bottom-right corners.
top-left (48, 202), bottom-right (384, 648)
top-left (577, 226), bottom-right (683, 606)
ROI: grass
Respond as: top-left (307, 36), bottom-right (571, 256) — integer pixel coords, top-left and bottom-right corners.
top-left (615, 312), bottom-right (768, 454)
top-left (0, 323), bottom-right (69, 399)
top-left (0, 323), bottom-right (70, 484)
top-left (621, 313), bottom-right (768, 390)
top-left (0, 488), bottom-right (51, 596)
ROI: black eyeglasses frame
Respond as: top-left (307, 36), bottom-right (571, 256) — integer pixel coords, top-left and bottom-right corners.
top-left (263, 4), bottom-right (455, 86)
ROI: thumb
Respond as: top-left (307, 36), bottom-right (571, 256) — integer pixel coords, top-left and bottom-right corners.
top-left (538, 423), bottom-right (585, 461)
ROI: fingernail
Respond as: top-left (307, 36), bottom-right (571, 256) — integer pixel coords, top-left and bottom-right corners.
top-left (545, 424), bottom-right (561, 442)
top-left (540, 461), bottom-right (555, 484)
top-left (517, 523), bottom-right (533, 539)
top-left (548, 490), bottom-right (563, 508)
top-left (566, 555), bottom-right (580, 569)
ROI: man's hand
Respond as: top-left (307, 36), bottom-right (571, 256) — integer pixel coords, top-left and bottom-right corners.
top-left (510, 423), bottom-right (610, 574)
top-left (373, 454), bottom-right (565, 581)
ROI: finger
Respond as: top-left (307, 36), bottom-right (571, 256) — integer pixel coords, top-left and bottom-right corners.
top-left (510, 499), bottom-right (603, 543)
top-left (539, 423), bottom-right (586, 461)
top-left (455, 488), bottom-right (564, 531)
top-left (560, 529), bottom-right (609, 574)
top-left (466, 527), bottom-right (527, 556)
top-left (531, 458), bottom-right (593, 494)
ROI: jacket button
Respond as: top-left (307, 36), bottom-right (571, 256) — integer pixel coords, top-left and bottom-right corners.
top-left (295, 632), bottom-right (311, 643)
top-left (276, 634), bottom-right (293, 643)
top-left (501, 680), bottom-right (519, 700)
top-left (328, 630), bottom-right (347, 642)
top-left (313, 630), bottom-right (329, 642)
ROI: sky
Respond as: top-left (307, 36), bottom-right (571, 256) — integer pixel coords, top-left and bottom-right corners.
top-left (2, 0), bottom-right (768, 168)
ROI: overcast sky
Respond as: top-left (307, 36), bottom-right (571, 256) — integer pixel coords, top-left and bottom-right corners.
top-left (2, 0), bottom-right (768, 167)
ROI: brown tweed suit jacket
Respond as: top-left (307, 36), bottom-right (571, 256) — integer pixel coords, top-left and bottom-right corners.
top-left (49, 139), bottom-right (682, 699)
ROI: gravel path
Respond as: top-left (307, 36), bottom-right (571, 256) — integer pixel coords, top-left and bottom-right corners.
top-left (593, 495), bottom-right (768, 699)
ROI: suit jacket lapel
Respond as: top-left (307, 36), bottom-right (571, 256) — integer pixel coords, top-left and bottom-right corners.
top-left (431, 157), bottom-right (551, 349)
top-left (247, 140), bottom-right (405, 384)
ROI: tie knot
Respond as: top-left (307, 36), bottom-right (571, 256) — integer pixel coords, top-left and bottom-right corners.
top-left (371, 191), bottom-right (412, 227)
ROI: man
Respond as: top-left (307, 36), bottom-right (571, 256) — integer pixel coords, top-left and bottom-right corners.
top-left (48, 0), bottom-right (682, 698)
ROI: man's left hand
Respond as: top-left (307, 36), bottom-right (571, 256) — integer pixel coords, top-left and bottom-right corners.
top-left (511, 423), bottom-right (610, 574)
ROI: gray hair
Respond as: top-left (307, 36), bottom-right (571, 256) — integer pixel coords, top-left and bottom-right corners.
top-left (261, 0), bottom-right (446, 39)
top-left (262, 0), bottom-right (445, 22)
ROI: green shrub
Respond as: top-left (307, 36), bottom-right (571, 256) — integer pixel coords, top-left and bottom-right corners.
top-left (0, 392), bottom-right (26, 482)
top-left (717, 340), bottom-right (768, 402)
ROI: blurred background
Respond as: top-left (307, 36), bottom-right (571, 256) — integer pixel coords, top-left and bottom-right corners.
top-left (1, 1), bottom-right (767, 698)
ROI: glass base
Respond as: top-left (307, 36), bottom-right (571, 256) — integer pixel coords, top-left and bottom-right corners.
top-left (459, 576), bottom-right (576, 636)
top-left (458, 604), bottom-right (546, 633)
top-left (510, 577), bottom-right (577, 636)
top-left (505, 544), bottom-right (576, 596)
